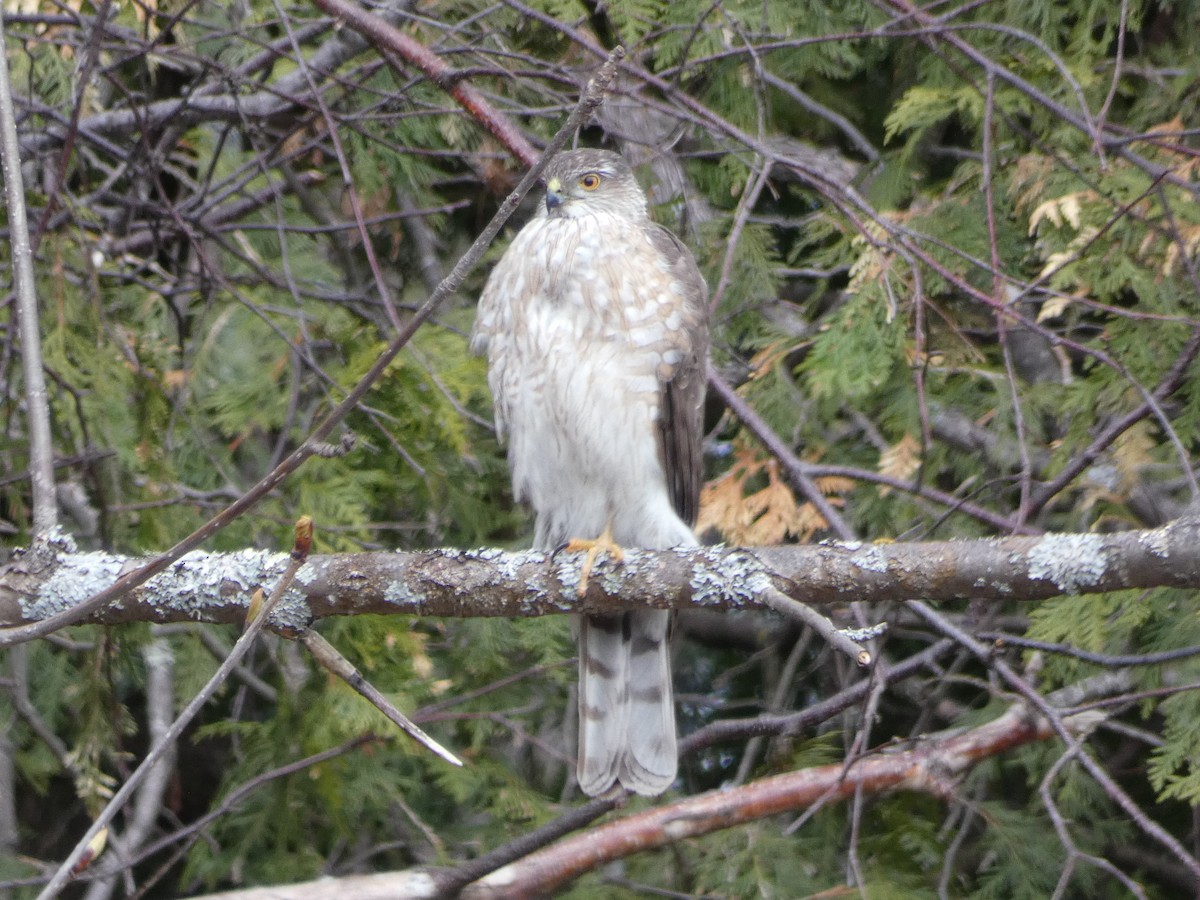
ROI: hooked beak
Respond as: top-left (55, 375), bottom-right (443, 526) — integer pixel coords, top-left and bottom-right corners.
top-left (544, 177), bottom-right (564, 212)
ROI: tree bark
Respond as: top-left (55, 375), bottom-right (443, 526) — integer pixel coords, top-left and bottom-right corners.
top-left (3, 513), bottom-right (1198, 631)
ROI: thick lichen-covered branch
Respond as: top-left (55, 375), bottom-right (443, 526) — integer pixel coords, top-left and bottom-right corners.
top-left (3, 514), bottom-right (1198, 630)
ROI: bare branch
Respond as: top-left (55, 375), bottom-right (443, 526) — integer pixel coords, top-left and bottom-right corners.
top-left (181, 690), bottom-right (1110, 899)
top-left (0, 49), bottom-right (625, 648)
top-left (298, 629), bottom-right (463, 767)
top-left (0, 6), bottom-right (56, 535)
top-left (3, 514), bottom-right (1199, 629)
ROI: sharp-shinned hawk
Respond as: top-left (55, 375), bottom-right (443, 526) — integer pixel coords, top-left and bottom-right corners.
top-left (471, 149), bottom-right (709, 796)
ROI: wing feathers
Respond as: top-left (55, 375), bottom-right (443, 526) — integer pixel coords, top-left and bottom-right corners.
top-left (647, 223), bottom-right (708, 526)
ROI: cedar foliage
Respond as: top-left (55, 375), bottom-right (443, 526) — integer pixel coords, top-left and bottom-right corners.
top-left (1, 0), bottom-right (1199, 896)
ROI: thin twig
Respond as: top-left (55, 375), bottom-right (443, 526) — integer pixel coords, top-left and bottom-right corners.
top-left (0, 7), bottom-right (57, 535)
top-left (0, 47), bottom-right (626, 649)
top-left (906, 599), bottom-right (1200, 882)
top-left (298, 629), bottom-right (463, 766)
top-left (35, 520), bottom-right (315, 898)
top-left (759, 586), bottom-right (872, 667)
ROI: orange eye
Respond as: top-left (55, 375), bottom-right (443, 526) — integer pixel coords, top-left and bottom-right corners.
top-left (579, 173), bottom-right (601, 191)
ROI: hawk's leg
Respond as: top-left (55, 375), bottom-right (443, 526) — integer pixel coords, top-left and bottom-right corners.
top-left (564, 521), bottom-right (625, 597)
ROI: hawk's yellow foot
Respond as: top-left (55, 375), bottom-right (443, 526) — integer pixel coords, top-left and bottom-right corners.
top-left (565, 524), bottom-right (625, 597)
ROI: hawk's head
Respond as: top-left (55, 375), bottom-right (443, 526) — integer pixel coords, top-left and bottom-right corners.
top-left (540, 149), bottom-right (648, 220)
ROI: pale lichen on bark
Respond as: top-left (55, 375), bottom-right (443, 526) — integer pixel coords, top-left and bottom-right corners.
top-left (383, 575), bottom-right (423, 607)
top-left (1026, 533), bottom-right (1109, 594)
top-left (20, 548), bottom-right (313, 630)
top-left (847, 544), bottom-right (889, 574)
top-left (688, 547), bottom-right (773, 607)
top-left (26, 551), bottom-right (126, 621)
top-left (1137, 526), bottom-right (1172, 559)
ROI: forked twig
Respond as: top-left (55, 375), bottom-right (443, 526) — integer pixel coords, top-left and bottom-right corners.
top-left (36, 519), bottom-right (316, 898)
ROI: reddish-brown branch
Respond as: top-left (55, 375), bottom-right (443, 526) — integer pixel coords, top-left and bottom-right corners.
top-left (310, 0), bottom-right (539, 166)
top-left (178, 700), bottom-right (1082, 900)
top-left (458, 701), bottom-right (1060, 896)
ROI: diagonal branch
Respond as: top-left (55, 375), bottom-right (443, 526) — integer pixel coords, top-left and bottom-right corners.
top-left (0, 48), bottom-right (626, 647)
top-left (179, 682), bottom-right (1115, 899)
top-left (458, 699), bottom-right (1093, 898)
top-left (311, 0), bottom-right (539, 165)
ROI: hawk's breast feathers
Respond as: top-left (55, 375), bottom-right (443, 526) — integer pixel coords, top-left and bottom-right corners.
top-left (470, 155), bottom-right (707, 536)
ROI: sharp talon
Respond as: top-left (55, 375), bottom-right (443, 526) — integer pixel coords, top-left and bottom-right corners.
top-left (564, 524), bottom-right (624, 598)
top-left (550, 540), bottom-right (572, 562)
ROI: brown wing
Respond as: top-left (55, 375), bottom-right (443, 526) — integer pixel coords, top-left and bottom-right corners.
top-left (647, 224), bottom-right (709, 527)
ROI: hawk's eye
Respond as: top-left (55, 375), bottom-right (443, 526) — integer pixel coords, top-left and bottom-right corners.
top-left (579, 173), bottom-right (602, 191)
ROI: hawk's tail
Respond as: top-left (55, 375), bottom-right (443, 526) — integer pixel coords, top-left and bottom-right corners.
top-left (577, 610), bottom-right (677, 796)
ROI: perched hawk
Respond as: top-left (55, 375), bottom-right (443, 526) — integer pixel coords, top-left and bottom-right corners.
top-left (471, 149), bottom-right (709, 796)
